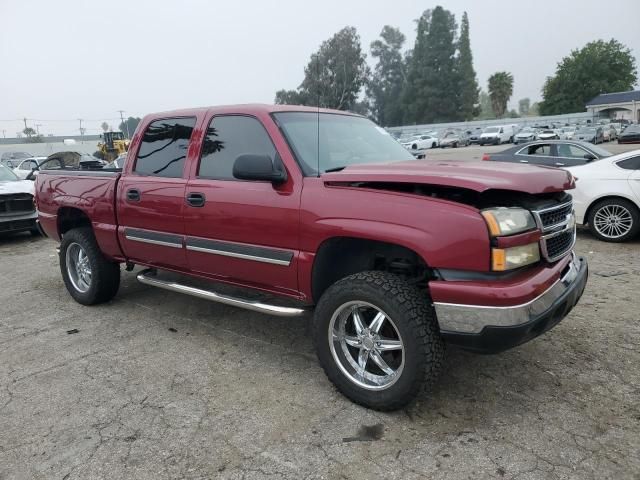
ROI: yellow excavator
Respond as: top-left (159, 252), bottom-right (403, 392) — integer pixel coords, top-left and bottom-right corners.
top-left (96, 131), bottom-right (130, 162)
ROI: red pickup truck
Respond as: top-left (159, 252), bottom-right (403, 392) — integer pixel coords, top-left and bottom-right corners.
top-left (35, 104), bottom-right (588, 410)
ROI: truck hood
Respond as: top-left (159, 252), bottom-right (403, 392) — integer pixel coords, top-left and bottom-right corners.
top-left (321, 161), bottom-right (574, 194)
top-left (0, 179), bottom-right (35, 195)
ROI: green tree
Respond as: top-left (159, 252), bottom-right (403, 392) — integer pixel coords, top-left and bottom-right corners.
top-left (476, 90), bottom-right (495, 120)
top-left (539, 39), bottom-right (637, 115)
top-left (119, 117), bottom-right (141, 138)
top-left (22, 127), bottom-right (42, 143)
top-left (456, 12), bottom-right (479, 120)
top-left (518, 98), bottom-right (530, 116)
top-left (366, 26), bottom-right (406, 126)
top-left (488, 71), bottom-right (514, 118)
top-left (529, 102), bottom-right (540, 116)
top-left (275, 26), bottom-right (369, 111)
top-left (402, 7), bottom-right (460, 124)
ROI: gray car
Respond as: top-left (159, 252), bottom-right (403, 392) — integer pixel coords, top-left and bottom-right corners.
top-left (481, 140), bottom-right (612, 167)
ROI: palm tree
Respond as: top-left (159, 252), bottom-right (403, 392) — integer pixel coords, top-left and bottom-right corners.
top-left (488, 72), bottom-right (514, 118)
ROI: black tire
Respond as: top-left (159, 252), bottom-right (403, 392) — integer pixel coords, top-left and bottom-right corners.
top-left (411, 144), bottom-right (417, 150)
top-left (313, 271), bottom-right (444, 411)
top-left (431, 142), bottom-right (436, 148)
top-left (587, 198), bottom-right (640, 243)
top-left (60, 227), bottom-right (120, 305)
top-left (30, 226), bottom-right (41, 237)
top-left (453, 142), bottom-right (458, 148)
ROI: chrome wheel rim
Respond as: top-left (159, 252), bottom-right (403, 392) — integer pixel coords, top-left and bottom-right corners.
top-left (328, 301), bottom-right (404, 391)
top-left (66, 242), bottom-right (92, 293)
top-left (593, 204), bottom-right (633, 239)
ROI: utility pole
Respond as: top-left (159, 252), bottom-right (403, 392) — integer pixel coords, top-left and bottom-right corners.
top-left (35, 124), bottom-right (42, 135)
top-left (1, 130), bottom-right (5, 139)
top-left (78, 118), bottom-right (84, 144)
top-left (118, 110), bottom-right (129, 139)
top-left (23, 117), bottom-right (28, 131)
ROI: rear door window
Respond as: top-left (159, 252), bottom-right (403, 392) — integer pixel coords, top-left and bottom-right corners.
top-left (520, 144), bottom-right (551, 156)
top-left (134, 117), bottom-right (196, 177)
top-left (617, 156), bottom-right (640, 170)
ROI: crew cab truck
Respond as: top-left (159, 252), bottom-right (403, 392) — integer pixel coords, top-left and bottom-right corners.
top-left (35, 105), bottom-right (588, 411)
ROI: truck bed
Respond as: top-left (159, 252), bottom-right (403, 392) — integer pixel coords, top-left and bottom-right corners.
top-left (35, 169), bottom-right (124, 261)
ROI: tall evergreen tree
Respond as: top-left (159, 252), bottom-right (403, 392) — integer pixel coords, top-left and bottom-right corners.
top-left (366, 26), bottom-right (406, 126)
top-left (456, 12), bottom-right (479, 120)
top-left (402, 7), bottom-right (460, 124)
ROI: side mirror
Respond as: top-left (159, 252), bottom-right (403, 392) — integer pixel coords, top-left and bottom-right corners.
top-left (26, 166), bottom-right (39, 181)
top-left (233, 154), bottom-right (287, 184)
top-left (584, 153), bottom-right (596, 162)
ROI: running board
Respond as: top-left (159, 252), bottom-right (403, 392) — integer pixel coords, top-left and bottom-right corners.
top-left (136, 269), bottom-right (307, 317)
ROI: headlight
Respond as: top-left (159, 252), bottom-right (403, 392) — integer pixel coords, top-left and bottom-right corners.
top-left (481, 207), bottom-right (537, 236)
top-left (492, 243), bottom-right (540, 271)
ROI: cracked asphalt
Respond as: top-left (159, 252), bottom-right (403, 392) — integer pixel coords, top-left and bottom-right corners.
top-left (1, 228), bottom-right (639, 480)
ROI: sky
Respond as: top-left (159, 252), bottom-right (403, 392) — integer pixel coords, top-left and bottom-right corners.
top-left (1, 0), bottom-right (639, 136)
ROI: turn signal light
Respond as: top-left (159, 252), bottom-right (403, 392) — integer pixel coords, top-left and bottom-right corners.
top-left (481, 153), bottom-right (490, 161)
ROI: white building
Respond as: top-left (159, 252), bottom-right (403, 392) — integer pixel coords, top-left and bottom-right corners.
top-left (586, 90), bottom-right (640, 123)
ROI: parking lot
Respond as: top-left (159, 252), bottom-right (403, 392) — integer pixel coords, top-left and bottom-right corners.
top-left (1, 145), bottom-right (640, 479)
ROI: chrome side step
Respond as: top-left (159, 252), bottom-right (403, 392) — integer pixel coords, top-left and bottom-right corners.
top-left (136, 269), bottom-right (306, 317)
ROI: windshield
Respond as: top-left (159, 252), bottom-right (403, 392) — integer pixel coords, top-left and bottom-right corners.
top-left (0, 165), bottom-right (19, 181)
top-left (484, 127), bottom-right (499, 133)
top-left (519, 128), bottom-right (534, 133)
top-left (273, 112), bottom-right (414, 175)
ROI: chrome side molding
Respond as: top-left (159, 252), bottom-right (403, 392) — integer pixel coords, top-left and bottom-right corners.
top-left (136, 269), bottom-right (306, 317)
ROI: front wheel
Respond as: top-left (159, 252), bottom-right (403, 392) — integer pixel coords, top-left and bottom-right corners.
top-left (313, 271), bottom-right (444, 411)
top-left (587, 198), bottom-right (640, 242)
top-left (60, 227), bottom-right (121, 305)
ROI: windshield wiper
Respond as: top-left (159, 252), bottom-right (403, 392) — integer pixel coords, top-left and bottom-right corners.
top-left (324, 166), bottom-right (347, 173)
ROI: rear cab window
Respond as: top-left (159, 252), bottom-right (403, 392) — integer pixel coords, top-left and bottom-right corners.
top-left (133, 117), bottom-right (196, 177)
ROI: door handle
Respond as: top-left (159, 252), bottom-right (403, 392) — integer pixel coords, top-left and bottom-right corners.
top-left (186, 192), bottom-right (206, 207)
top-left (519, 159), bottom-right (529, 163)
top-left (555, 162), bottom-right (565, 166)
top-left (127, 189), bottom-right (141, 202)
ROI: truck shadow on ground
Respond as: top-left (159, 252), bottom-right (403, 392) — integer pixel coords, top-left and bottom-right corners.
top-left (113, 269), bottom-right (583, 425)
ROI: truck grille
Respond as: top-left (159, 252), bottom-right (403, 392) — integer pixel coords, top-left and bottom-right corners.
top-left (0, 218), bottom-right (35, 233)
top-left (0, 194), bottom-right (34, 216)
top-left (537, 202), bottom-right (573, 230)
top-left (533, 200), bottom-right (575, 262)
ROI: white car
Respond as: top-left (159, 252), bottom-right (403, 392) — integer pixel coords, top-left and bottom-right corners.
top-left (565, 150), bottom-right (640, 242)
top-left (563, 127), bottom-right (577, 140)
top-left (401, 135), bottom-right (439, 150)
top-left (0, 164), bottom-right (39, 235)
top-left (538, 129), bottom-right (562, 140)
top-left (12, 157), bottom-right (47, 180)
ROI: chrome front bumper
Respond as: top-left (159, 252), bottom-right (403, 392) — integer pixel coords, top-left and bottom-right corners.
top-left (434, 253), bottom-right (584, 334)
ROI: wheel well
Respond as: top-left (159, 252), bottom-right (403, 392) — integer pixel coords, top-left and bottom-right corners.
top-left (584, 196), bottom-right (639, 225)
top-left (57, 207), bottom-right (91, 236)
top-left (311, 237), bottom-right (431, 303)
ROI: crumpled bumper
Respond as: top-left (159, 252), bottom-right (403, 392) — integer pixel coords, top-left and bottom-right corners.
top-left (434, 254), bottom-right (588, 353)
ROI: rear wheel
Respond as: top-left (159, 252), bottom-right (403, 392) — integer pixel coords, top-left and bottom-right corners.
top-left (313, 271), bottom-right (444, 411)
top-left (587, 198), bottom-right (640, 242)
top-left (60, 227), bottom-right (120, 304)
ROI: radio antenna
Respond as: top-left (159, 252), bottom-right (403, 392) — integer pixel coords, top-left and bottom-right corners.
top-left (316, 52), bottom-right (321, 177)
